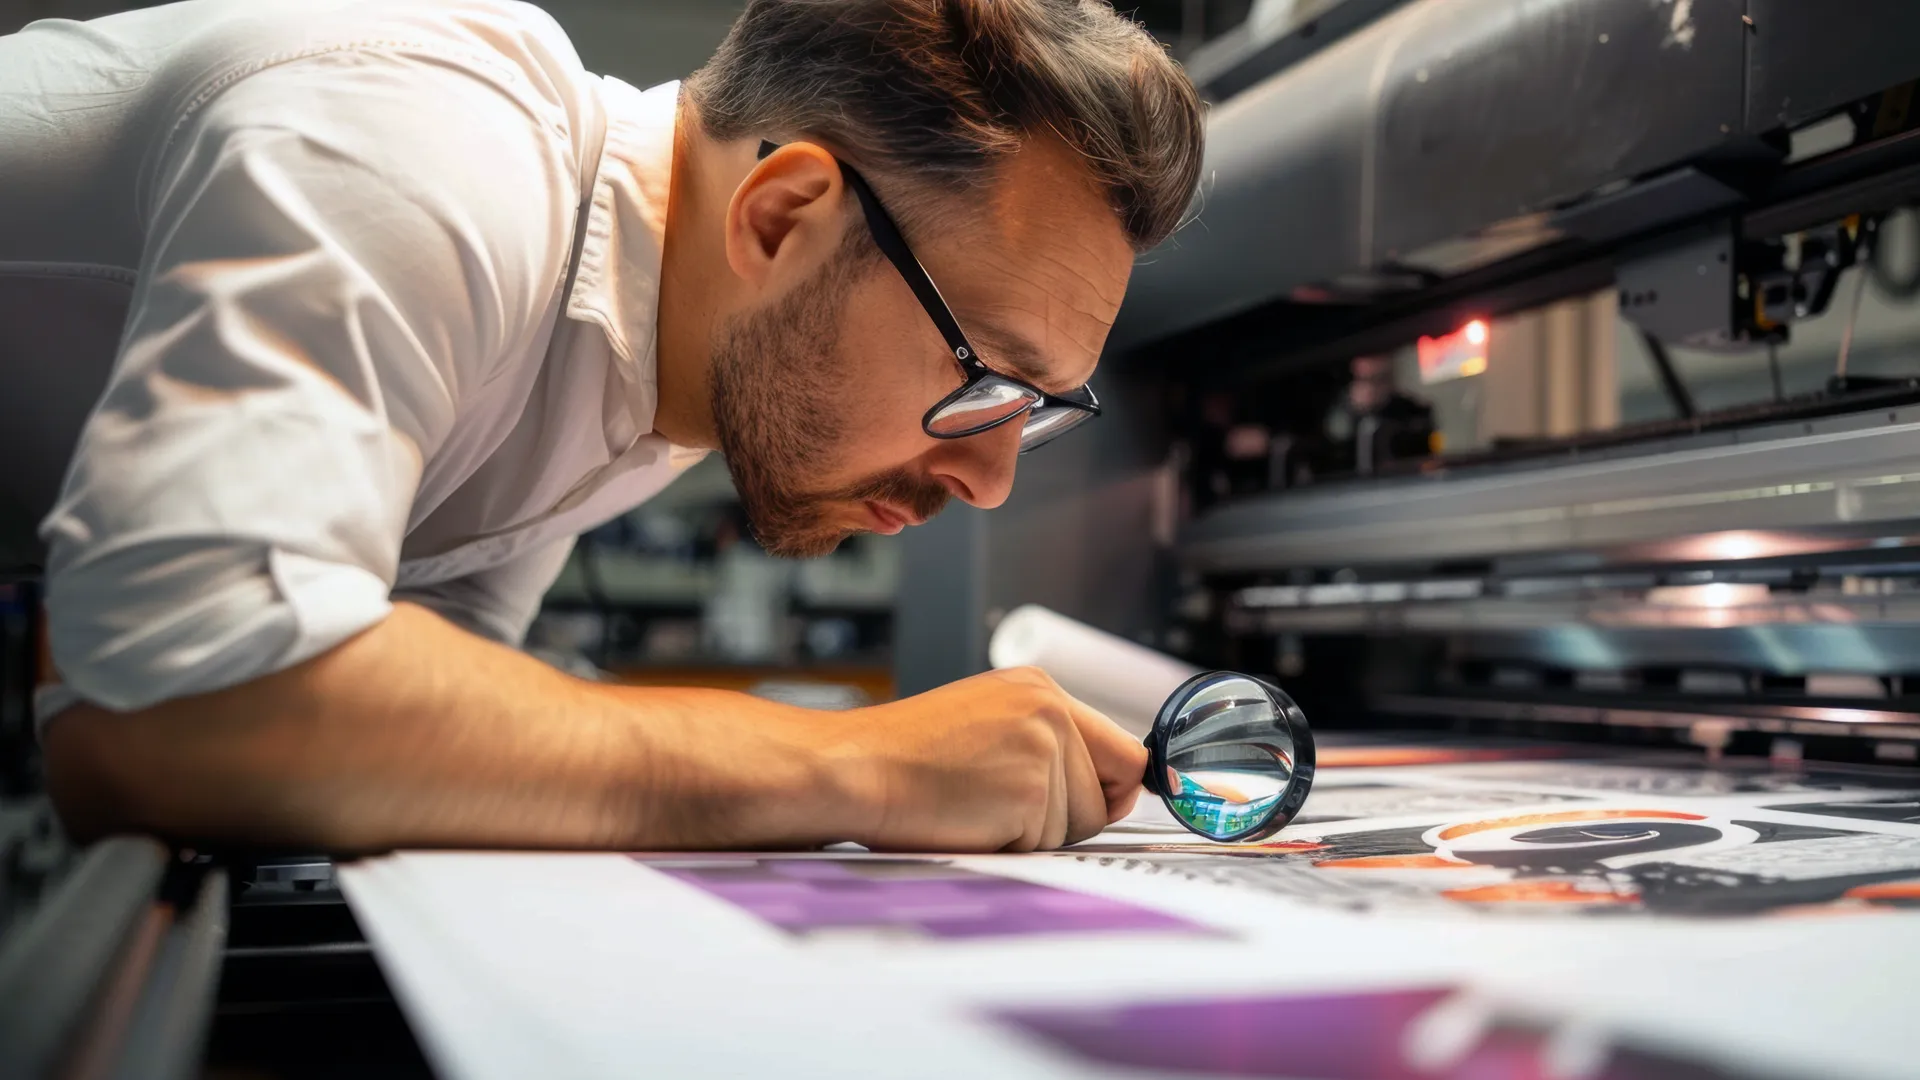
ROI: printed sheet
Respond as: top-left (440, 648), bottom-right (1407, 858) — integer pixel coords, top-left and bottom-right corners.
top-left (339, 740), bottom-right (1920, 1080)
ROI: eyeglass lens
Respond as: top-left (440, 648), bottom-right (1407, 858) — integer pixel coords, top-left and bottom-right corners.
top-left (927, 378), bottom-right (1040, 437)
top-left (1152, 673), bottom-right (1309, 842)
top-left (928, 378), bottom-right (1094, 451)
top-left (1016, 403), bottom-right (1093, 450)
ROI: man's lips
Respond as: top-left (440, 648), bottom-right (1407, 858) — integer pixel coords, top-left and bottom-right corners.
top-left (864, 501), bottom-right (921, 535)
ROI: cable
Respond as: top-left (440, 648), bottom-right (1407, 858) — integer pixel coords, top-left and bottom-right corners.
top-left (1640, 331), bottom-right (1697, 419)
top-left (1836, 239), bottom-right (1873, 381)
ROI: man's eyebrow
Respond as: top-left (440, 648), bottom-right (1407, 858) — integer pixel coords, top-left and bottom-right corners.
top-left (969, 325), bottom-right (1083, 394)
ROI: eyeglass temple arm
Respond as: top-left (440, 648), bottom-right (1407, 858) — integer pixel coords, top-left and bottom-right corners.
top-left (756, 141), bottom-right (976, 363)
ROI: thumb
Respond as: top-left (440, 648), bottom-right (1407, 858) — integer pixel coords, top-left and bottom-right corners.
top-left (1062, 694), bottom-right (1148, 822)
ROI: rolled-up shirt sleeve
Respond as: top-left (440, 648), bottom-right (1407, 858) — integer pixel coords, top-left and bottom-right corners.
top-left (40, 47), bottom-right (573, 715)
top-left (396, 537), bottom-right (577, 647)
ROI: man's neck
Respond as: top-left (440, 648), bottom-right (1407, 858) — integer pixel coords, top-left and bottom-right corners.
top-left (650, 96), bottom-right (734, 450)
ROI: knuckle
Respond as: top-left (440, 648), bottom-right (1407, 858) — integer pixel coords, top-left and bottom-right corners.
top-left (1036, 694), bottom-right (1074, 732)
top-left (1003, 666), bottom-right (1061, 693)
top-left (1000, 767), bottom-right (1050, 818)
top-left (1010, 717), bottom-right (1057, 758)
top-left (1012, 683), bottom-right (1070, 724)
top-left (1022, 774), bottom-right (1053, 811)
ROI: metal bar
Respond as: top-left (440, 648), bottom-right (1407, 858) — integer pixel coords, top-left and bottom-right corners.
top-left (223, 941), bottom-right (371, 960)
top-left (110, 868), bottom-right (228, 1080)
top-left (1372, 692), bottom-right (1920, 739)
top-left (1237, 609), bottom-right (1920, 676)
top-left (0, 837), bottom-right (167, 1079)
top-left (1181, 401), bottom-right (1920, 572)
top-left (63, 905), bottom-right (171, 1080)
top-left (1743, 128), bottom-right (1920, 239)
top-left (1149, 239), bottom-right (1623, 388)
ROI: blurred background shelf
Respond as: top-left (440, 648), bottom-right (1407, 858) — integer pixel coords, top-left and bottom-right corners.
top-left (606, 662), bottom-right (895, 705)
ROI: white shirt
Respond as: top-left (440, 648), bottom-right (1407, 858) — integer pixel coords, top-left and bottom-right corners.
top-left (0, 0), bottom-right (705, 720)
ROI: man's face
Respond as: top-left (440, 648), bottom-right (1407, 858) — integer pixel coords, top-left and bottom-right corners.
top-left (711, 138), bottom-right (1134, 557)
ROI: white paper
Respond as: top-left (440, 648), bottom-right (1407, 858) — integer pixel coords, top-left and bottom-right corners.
top-left (341, 750), bottom-right (1920, 1080)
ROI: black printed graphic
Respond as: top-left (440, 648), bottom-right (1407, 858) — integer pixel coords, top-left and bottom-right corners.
top-left (1070, 807), bottom-right (1920, 917)
top-left (1765, 796), bottom-right (1920, 825)
top-left (1440, 761), bottom-right (1920, 797)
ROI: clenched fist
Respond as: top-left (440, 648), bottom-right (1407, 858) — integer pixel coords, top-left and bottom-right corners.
top-left (818, 667), bottom-right (1147, 852)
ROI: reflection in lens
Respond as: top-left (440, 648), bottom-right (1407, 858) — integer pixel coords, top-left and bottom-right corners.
top-left (928, 377), bottom-right (1039, 435)
top-left (1161, 675), bottom-right (1301, 841)
top-left (1018, 404), bottom-right (1094, 451)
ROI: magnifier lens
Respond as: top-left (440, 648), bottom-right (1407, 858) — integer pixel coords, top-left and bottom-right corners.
top-left (1156, 674), bottom-right (1309, 842)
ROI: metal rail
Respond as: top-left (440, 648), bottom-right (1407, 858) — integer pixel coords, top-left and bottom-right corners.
top-left (1183, 403), bottom-right (1920, 573)
top-left (0, 837), bottom-right (166, 1078)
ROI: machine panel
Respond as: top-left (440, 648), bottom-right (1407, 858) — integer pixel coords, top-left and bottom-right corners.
top-left (1372, 0), bottom-right (1746, 267)
top-left (1747, 0), bottom-right (1920, 133)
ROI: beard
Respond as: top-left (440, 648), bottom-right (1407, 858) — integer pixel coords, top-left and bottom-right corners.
top-left (709, 237), bottom-right (951, 558)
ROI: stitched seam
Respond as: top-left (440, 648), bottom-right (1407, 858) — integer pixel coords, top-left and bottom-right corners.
top-left (137, 39), bottom-right (581, 397)
top-left (142, 38), bottom-right (545, 223)
top-left (0, 262), bottom-right (138, 285)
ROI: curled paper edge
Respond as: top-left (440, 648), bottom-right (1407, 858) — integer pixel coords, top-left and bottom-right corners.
top-left (987, 604), bottom-right (1200, 738)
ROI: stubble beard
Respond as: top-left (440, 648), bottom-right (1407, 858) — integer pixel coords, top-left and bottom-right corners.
top-left (709, 239), bottom-right (951, 559)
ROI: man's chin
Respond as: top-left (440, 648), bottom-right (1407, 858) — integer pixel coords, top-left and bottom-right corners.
top-left (738, 483), bottom-right (948, 558)
top-left (747, 520), bottom-right (856, 560)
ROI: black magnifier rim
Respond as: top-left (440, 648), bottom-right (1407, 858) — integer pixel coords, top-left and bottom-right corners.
top-left (1144, 671), bottom-right (1316, 844)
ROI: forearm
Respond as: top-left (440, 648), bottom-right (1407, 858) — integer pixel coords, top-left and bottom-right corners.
top-left (43, 603), bottom-right (859, 851)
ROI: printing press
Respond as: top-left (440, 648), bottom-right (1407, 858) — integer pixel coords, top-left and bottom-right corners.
top-left (905, 0), bottom-right (1920, 773)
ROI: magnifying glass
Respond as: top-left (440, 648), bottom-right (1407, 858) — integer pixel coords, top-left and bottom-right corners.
top-left (1140, 671), bottom-right (1316, 842)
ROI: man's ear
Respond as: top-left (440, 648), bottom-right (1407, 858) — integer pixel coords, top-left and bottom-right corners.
top-left (724, 142), bottom-right (844, 289)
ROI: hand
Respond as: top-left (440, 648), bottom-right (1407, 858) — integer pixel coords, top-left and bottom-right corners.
top-left (825, 667), bottom-right (1147, 853)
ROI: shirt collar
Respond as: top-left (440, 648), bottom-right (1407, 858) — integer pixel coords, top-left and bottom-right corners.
top-left (565, 77), bottom-right (680, 434)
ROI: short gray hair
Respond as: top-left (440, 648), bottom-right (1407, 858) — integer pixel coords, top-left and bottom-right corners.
top-left (685, 0), bottom-right (1205, 252)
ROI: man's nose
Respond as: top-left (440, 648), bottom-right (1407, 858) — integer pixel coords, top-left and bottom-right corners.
top-left (930, 418), bottom-right (1022, 509)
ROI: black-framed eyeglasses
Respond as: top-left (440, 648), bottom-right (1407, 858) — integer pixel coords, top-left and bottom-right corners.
top-left (758, 142), bottom-right (1101, 453)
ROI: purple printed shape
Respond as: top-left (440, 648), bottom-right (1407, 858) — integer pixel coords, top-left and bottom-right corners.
top-left (1003, 988), bottom-right (1454, 1078)
top-left (636, 857), bottom-right (1199, 940)
top-left (997, 988), bottom-right (1751, 1080)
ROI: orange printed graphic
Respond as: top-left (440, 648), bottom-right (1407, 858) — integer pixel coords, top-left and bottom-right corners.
top-left (1317, 746), bottom-right (1580, 768)
top-left (1442, 881), bottom-right (1636, 905)
top-left (1436, 809), bottom-right (1705, 841)
top-left (1314, 854), bottom-right (1462, 870)
top-left (1844, 880), bottom-right (1920, 901)
top-left (1076, 841), bottom-right (1330, 857)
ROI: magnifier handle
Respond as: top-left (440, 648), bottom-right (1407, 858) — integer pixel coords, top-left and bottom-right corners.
top-left (1139, 733), bottom-right (1166, 797)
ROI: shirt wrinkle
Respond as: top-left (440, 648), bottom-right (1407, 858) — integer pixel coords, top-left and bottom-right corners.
top-left (1, 0), bottom-right (705, 726)
top-left (565, 76), bottom-right (678, 436)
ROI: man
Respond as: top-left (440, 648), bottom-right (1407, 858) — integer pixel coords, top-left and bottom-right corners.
top-left (0, 0), bottom-right (1204, 853)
